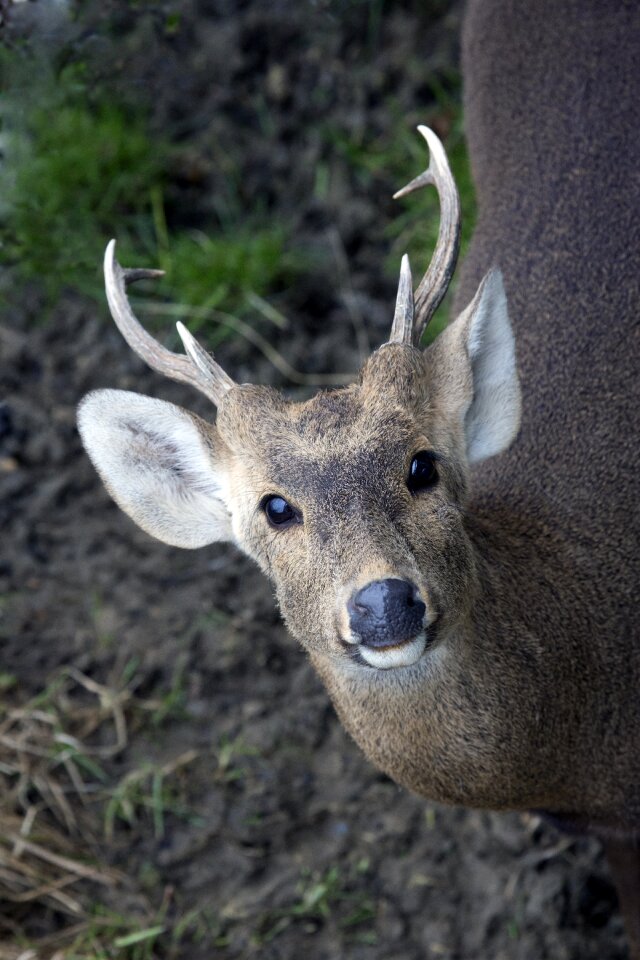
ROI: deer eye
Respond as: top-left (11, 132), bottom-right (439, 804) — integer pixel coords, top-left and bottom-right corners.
top-left (262, 495), bottom-right (300, 528)
top-left (407, 451), bottom-right (438, 493)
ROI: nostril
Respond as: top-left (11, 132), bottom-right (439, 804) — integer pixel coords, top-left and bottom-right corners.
top-left (407, 584), bottom-right (425, 610)
top-left (348, 578), bottom-right (426, 649)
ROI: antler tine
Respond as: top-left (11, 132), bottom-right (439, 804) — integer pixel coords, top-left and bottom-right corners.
top-left (393, 125), bottom-right (461, 344)
top-left (388, 254), bottom-right (415, 345)
top-left (104, 239), bottom-right (235, 405)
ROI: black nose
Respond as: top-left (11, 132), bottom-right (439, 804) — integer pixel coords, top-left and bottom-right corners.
top-left (347, 578), bottom-right (426, 649)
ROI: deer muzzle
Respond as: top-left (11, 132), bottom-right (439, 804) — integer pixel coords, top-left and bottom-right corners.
top-left (346, 578), bottom-right (429, 669)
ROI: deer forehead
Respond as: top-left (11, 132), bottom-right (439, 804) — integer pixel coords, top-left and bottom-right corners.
top-left (216, 344), bottom-right (431, 449)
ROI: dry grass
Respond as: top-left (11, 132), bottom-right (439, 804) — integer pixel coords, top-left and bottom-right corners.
top-left (0, 668), bottom-right (198, 957)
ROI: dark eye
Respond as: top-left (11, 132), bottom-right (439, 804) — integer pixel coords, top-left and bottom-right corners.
top-left (262, 495), bottom-right (300, 528)
top-left (407, 451), bottom-right (439, 493)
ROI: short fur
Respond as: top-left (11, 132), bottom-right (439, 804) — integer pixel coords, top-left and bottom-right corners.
top-left (455, 0), bottom-right (640, 950)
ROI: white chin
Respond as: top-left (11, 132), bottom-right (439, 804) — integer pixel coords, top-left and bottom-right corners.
top-left (358, 631), bottom-right (427, 670)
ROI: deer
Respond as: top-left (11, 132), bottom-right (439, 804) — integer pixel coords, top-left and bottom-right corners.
top-left (77, 0), bottom-right (640, 952)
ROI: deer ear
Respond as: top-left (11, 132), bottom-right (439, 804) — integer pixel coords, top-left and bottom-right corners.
top-left (426, 269), bottom-right (521, 464)
top-left (77, 390), bottom-right (234, 548)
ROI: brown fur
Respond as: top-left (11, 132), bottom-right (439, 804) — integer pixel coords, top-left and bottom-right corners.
top-left (452, 0), bottom-right (640, 948)
top-left (216, 347), bottom-right (473, 659)
top-left (450, 0), bottom-right (640, 828)
top-left (207, 324), bottom-right (632, 821)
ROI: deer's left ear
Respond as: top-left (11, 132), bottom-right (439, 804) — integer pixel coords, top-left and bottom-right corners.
top-left (424, 269), bottom-right (521, 464)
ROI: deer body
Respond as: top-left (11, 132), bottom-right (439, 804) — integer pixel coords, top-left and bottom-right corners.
top-left (77, 0), bottom-right (640, 951)
top-left (452, 0), bottom-right (640, 828)
top-left (457, 0), bottom-right (640, 947)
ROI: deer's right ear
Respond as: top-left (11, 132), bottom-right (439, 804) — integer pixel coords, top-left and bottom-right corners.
top-left (77, 390), bottom-right (234, 548)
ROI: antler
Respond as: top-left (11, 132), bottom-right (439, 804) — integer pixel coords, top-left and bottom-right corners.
top-left (388, 125), bottom-right (461, 346)
top-left (104, 239), bottom-right (235, 405)
top-left (105, 129), bottom-right (459, 386)
top-left (388, 254), bottom-right (414, 345)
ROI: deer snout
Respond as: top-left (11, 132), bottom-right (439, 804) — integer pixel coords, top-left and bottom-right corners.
top-left (348, 578), bottom-right (426, 650)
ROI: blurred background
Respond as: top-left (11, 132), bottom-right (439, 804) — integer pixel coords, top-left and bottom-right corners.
top-left (0, 1), bottom-right (626, 958)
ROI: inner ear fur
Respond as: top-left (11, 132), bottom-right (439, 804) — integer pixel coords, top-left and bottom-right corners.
top-left (423, 269), bottom-right (521, 464)
top-left (77, 389), bottom-right (234, 548)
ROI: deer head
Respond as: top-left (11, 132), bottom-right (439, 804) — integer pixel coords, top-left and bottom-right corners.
top-left (78, 127), bottom-right (521, 675)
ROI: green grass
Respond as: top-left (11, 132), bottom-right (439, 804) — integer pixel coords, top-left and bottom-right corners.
top-left (150, 188), bottom-right (303, 335)
top-left (1, 49), bottom-right (473, 361)
top-left (103, 758), bottom-right (197, 841)
top-left (0, 671), bottom-right (17, 692)
top-left (0, 62), bottom-right (165, 303)
top-left (57, 902), bottom-right (223, 959)
top-left (0, 57), bottom-right (304, 329)
top-left (0, 663), bottom-right (214, 958)
top-left (214, 733), bottom-right (260, 783)
top-left (11, 901), bottom-right (226, 959)
top-left (254, 863), bottom-right (376, 946)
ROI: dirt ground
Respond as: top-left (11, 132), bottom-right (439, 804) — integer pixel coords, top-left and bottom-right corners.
top-left (0, 1), bottom-right (631, 957)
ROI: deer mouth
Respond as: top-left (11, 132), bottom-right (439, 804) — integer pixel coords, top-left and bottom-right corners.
top-left (357, 629), bottom-right (429, 669)
top-left (339, 620), bottom-right (438, 670)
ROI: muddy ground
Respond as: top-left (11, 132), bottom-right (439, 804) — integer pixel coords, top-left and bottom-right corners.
top-left (0, 1), bottom-right (630, 957)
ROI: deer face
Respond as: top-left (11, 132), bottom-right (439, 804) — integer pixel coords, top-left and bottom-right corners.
top-left (79, 271), bottom-right (519, 675)
top-left (212, 345), bottom-right (474, 670)
top-left (78, 128), bottom-right (521, 675)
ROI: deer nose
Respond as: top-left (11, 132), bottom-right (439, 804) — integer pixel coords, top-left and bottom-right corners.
top-left (347, 578), bottom-right (426, 649)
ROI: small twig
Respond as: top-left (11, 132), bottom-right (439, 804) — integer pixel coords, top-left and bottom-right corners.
top-left (244, 291), bottom-right (289, 330)
top-left (160, 749), bottom-right (198, 777)
top-left (503, 837), bottom-right (575, 900)
top-left (0, 736), bottom-right (53, 760)
top-left (328, 227), bottom-right (371, 362)
top-left (9, 876), bottom-right (84, 914)
top-left (7, 834), bottom-right (115, 885)
top-left (19, 805), bottom-right (38, 838)
top-left (62, 668), bottom-right (129, 757)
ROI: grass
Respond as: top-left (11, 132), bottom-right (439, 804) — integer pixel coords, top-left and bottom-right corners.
top-left (149, 188), bottom-right (303, 336)
top-left (254, 862), bottom-right (376, 946)
top-left (0, 660), bottom-right (269, 956)
top-left (13, 901), bottom-right (222, 960)
top-left (214, 734), bottom-right (259, 784)
top-left (0, 61), bottom-right (165, 304)
top-left (0, 666), bottom-right (201, 954)
top-left (103, 751), bottom-right (199, 842)
top-left (0, 57), bottom-right (305, 332)
top-left (0, 50), bottom-right (473, 350)
top-left (1, 50), bottom-right (474, 388)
